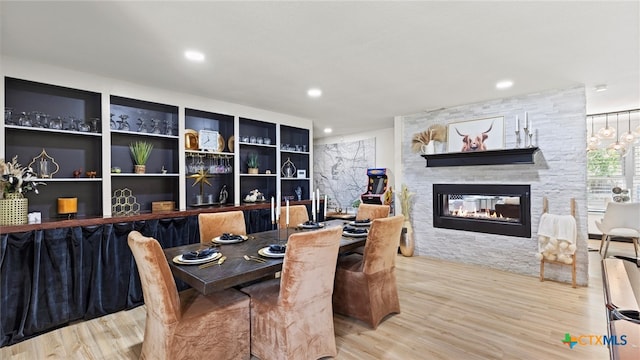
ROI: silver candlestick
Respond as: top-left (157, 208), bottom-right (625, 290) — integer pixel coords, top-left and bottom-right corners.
top-left (523, 126), bottom-right (530, 147)
top-left (515, 129), bottom-right (521, 148)
top-left (528, 130), bottom-right (534, 148)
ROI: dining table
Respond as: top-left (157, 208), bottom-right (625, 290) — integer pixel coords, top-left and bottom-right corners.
top-left (163, 219), bottom-right (368, 295)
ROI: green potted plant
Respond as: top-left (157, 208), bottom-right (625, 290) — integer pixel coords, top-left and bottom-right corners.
top-left (129, 141), bottom-right (153, 174)
top-left (247, 153), bottom-right (259, 174)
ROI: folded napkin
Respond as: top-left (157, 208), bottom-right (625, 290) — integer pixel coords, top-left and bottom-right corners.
top-left (268, 244), bottom-right (286, 253)
top-left (343, 226), bottom-right (368, 234)
top-left (354, 218), bottom-right (371, 224)
top-left (220, 233), bottom-right (244, 241)
top-left (183, 248), bottom-right (218, 260)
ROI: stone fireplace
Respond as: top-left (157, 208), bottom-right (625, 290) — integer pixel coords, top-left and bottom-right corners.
top-left (433, 184), bottom-right (531, 238)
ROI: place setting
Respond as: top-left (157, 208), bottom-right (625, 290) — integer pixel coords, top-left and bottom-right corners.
top-left (348, 218), bottom-right (372, 227)
top-left (299, 220), bottom-right (324, 229)
top-left (342, 225), bottom-right (369, 238)
top-left (172, 247), bottom-right (222, 265)
top-left (258, 244), bottom-right (286, 258)
top-left (212, 233), bottom-right (249, 244)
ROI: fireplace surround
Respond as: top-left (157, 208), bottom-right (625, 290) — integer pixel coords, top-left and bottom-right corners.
top-left (433, 184), bottom-right (531, 238)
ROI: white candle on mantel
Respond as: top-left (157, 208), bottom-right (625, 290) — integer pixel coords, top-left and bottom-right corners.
top-left (286, 200), bottom-right (290, 226)
top-left (515, 115), bottom-right (519, 130)
top-left (270, 197), bottom-right (274, 223)
top-left (525, 112), bottom-right (529, 129)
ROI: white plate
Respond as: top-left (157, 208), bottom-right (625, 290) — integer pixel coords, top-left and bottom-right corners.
top-left (349, 221), bottom-right (371, 227)
top-left (342, 231), bottom-right (368, 238)
top-left (258, 246), bottom-right (286, 258)
top-left (299, 222), bottom-right (324, 229)
top-left (212, 234), bottom-right (249, 244)
top-left (173, 252), bottom-right (222, 265)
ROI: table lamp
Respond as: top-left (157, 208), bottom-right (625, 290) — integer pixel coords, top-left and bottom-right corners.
top-left (58, 197), bottom-right (78, 219)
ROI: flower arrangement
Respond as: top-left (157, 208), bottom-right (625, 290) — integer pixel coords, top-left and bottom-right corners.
top-left (0, 156), bottom-right (46, 197)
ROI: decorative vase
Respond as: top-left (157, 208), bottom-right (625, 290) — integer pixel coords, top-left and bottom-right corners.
top-left (134, 165), bottom-right (146, 174)
top-left (399, 219), bottom-right (415, 257)
top-left (248, 168), bottom-right (259, 174)
top-left (0, 193), bottom-right (28, 225)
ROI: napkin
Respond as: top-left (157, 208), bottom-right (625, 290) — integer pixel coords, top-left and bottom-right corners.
top-left (220, 233), bottom-right (244, 241)
top-left (354, 218), bottom-right (371, 224)
top-left (268, 244), bottom-right (286, 253)
top-left (182, 248), bottom-right (218, 260)
top-left (343, 226), bottom-right (368, 234)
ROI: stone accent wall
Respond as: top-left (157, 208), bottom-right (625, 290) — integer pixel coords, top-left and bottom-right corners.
top-left (401, 86), bottom-right (588, 285)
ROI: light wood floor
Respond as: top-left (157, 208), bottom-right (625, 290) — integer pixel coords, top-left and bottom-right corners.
top-left (2, 239), bottom-right (636, 359)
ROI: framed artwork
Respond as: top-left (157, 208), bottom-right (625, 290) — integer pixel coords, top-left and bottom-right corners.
top-left (447, 116), bottom-right (504, 153)
top-left (297, 169), bottom-right (307, 178)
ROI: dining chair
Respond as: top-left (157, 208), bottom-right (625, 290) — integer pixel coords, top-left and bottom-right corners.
top-left (351, 203), bottom-right (391, 254)
top-left (595, 202), bottom-right (640, 259)
top-left (240, 226), bottom-right (342, 360)
top-left (127, 231), bottom-right (250, 360)
top-left (355, 203), bottom-right (390, 221)
top-left (198, 210), bottom-right (247, 243)
top-left (279, 204), bottom-right (309, 228)
top-left (333, 215), bottom-right (404, 329)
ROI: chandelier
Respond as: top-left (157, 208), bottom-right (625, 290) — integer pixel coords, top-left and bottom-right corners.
top-left (587, 109), bottom-right (640, 157)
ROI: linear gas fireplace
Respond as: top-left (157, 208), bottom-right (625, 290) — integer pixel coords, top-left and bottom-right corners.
top-left (433, 184), bottom-right (531, 238)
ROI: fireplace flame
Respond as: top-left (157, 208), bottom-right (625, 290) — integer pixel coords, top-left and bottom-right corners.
top-left (451, 206), bottom-right (512, 221)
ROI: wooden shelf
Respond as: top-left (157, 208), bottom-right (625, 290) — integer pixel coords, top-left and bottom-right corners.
top-left (421, 147), bottom-right (539, 167)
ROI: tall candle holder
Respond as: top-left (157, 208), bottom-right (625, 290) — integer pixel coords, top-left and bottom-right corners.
top-left (528, 129), bottom-right (534, 148)
top-left (515, 129), bottom-right (521, 148)
top-left (523, 126), bottom-right (530, 147)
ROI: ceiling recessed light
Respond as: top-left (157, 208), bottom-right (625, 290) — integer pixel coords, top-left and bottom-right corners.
top-left (307, 88), bottom-right (322, 98)
top-left (496, 80), bottom-right (513, 90)
top-left (323, 127), bottom-right (332, 134)
top-left (184, 50), bottom-right (205, 62)
top-left (594, 84), bottom-right (608, 92)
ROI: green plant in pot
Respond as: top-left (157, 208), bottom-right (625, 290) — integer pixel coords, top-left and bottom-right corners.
top-left (129, 141), bottom-right (153, 174)
top-left (247, 153), bottom-right (259, 174)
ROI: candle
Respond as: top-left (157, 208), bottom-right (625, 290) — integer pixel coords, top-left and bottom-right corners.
top-left (515, 115), bottom-right (519, 130)
top-left (311, 192), bottom-right (316, 222)
top-left (525, 112), bottom-right (529, 129)
top-left (271, 197), bottom-right (274, 223)
top-left (324, 195), bottom-right (327, 218)
top-left (316, 188), bottom-right (320, 214)
top-left (286, 200), bottom-right (290, 226)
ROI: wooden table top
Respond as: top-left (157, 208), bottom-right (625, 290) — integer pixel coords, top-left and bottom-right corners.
top-left (163, 219), bottom-right (366, 294)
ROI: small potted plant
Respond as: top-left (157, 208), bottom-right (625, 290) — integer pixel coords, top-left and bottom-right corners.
top-left (129, 141), bottom-right (153, 174)
top-left (0, 156), bottom-right (46, 225)
top-left (247, 153), bottom-right (259, 174)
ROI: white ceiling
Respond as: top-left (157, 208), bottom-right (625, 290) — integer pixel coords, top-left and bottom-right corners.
top-left (1, 1), bottom-right (638, 138)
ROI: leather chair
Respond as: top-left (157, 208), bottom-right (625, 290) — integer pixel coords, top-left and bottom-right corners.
top-left (333, 215), bottom-right (404, 329)
top-left (279, 204), bottom-right (309, 228)
top-left (198, 211), bottom-right (247, 243)
top-left (127, 231), bottom-right (250, 360)
top-left (241, 226), bottom-right (342, 360)
top-left (356, 203), bottom-right (390, 221)
top-left (595, 202), bottom-right (640, 259)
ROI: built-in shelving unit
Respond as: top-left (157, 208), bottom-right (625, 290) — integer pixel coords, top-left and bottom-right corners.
top-left (421, 147), bottom-right (539, 167)
top-left (3, 76), bottom-right (313, 220)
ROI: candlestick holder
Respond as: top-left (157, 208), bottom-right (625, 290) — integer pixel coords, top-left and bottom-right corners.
top-left (523, 127), bottom-right (530, 147)
top-left (528, 131), bottom-right (534, 148)
top-left (515, 129), bottom-right (521, 148)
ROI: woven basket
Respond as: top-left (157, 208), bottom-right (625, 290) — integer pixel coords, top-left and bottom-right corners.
top-left (0, 193), bottom-right (28, 225)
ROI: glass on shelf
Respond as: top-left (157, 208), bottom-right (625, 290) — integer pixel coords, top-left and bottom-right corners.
top-left (4, 107), bottom-right (13, 124)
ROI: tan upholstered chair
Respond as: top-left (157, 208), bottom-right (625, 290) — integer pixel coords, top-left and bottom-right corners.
top-left (127, 231), bottom-right (250, 360)
top-left (198, 211), bottom-right (247, 243)
top-left (241, 226), bottom-right (342, 360)
top-left (356, 203), bottom-right (390, 221)
top-left (352, 203), bottom-right (390, 254)
top-left (333, 215), bottom-right (404, 329)
top-left (279, 204), bottom-right (309, 228)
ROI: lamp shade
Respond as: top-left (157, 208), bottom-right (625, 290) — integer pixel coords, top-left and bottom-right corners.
top-left (58, 197), bottom-right (78, 215)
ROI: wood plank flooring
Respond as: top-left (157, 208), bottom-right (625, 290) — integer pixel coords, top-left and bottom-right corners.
top-left (2, 239), bottom-right (635, 359)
